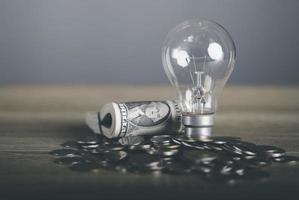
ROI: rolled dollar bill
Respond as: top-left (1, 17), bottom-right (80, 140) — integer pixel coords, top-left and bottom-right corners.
top-left (86, 101), bottom-right (183, 138)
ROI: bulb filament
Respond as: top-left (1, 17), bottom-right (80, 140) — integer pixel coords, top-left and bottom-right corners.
top-left (190, 55), bottom-right (207, 114)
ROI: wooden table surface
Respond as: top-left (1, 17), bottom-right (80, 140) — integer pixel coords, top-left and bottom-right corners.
top-left (0, 85), bottom-right (299, 200)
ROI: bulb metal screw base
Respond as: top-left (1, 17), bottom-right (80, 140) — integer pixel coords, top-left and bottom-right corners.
top-left (182, 113), bottom-right (214, 138)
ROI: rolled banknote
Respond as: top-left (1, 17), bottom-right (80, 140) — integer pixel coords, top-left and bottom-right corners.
top-left (86, 101), bottom-right (183, 138)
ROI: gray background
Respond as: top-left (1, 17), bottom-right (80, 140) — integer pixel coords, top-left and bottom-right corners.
top-left (0, 0), bottom-right (298, 85)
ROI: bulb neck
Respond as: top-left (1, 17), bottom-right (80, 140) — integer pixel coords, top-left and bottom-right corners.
top-left (182, 113), bottom-right (214, 138)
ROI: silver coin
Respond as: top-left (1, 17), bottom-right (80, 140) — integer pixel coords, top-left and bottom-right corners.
top-left (128, 144), bottom-right (152, 151)
top-left (181, 137), bottom-right (198, 143)
top-left (202, 143), bottom-right (216, 151)
top-left (244, 155), bottom-right (256, 160)
top-left (154, 142), bottom-right (181, 149)
top-left (209, 144), bottom-right (224, 151)
top-left (162, 144), bottom-right (181, 149)
top-left (81, 144), bottom-right (100, 149)
top-left (77, 140), bottom-right (98, 145)
top-left (118, 136), bottom-right (144, 146)
top-left (163, 157), bottom-right (175, 162)
top-left (222, 143), bottom-right (243, 155)
top-left (100, 141), bottom-right (110, 146)
top-left (182, 150), bottom-right (218, 165)
top-left (90, 147), bottom-right (110, 154)
top-left (110, 146), bottom-right (125, 151)
top-left (77, 140), bottom-right (87, 145)
top-left (146, 161), bottom-right (164, 171)
top-left (69, 161), bottom-right (100, 172)
top-left (233, 156), bottom-right (242, 161)
top-left (97, 160), bottom-right (110, 168)
top-left (128, 154), bottom-right (164, 173)
top-left (220, 163), bottom-right (234, 175)
top-left (104, 143), bottom-right (125, 151)
top-left (164, 161), bottom-right (192, 174)
top-left (239, 156), bottom-right (271, 168)
top-left (258, 145), bottom-right (286, 158)
top-left (253, 158), bottom-right (271, 167)
top-left (61, 141), bottom-right (79, 148)
top-left (172, 135), bottom-right (197, 143)
top-left (50, 149), bottom-right (80, 157)
top-left (181, 141), bottom-right (194, 148)
top-left (268, 150), bottom-right (286, 158)
top-left (140, 144), bottom-right (152, 150)
top-left (129, 153), bottom-right (161, 165)
top-left (181, 141), bottom-right (205, 150)
top-left (272, 156), bottom-right (299, 165)
top-left (114, 165), bottom-right (128, 173)
top-left (258, 145), bottom-right (284, 153)
top-left (171, 137), bottom-right (182, 145)
top-left (103, 151), bottom-right (127, 162)
top-left (232, 143), bottom-right (257, 156)
top-left (235, 168), bottom-right (245, 176)
top-left (151, 135), bottom-right (172, 144)
top-left (54, 156), bottom-right (86, 165)
top-left (197, 165), bottom-right (212, 174)
top-left (162, 149), bottom-right (179, 156)
top-left (209, 136), bottom-right (241, 144)
top-left (86, 140), bottom-right (98, 145)
top-left (147, 147), bottom-right (179, 157)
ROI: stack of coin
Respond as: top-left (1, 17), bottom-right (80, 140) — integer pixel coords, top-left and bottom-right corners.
top-left (51, 134), bottom-right (299, 183)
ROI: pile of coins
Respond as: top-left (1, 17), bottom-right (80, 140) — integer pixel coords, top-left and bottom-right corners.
top-left (51, 134), bottom-right (299, 183)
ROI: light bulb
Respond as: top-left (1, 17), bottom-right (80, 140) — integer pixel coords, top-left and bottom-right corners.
top-left (162, 19), bottom-right (236, 138)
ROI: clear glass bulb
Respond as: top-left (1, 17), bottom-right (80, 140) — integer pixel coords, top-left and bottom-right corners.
top-left (162, 19), bottom-right (236, 137)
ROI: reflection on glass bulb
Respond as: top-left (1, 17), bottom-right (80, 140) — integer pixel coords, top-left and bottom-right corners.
top-left (208, 42), bottom-right (224, 60)
top-left (172, 49), bottom-right (190, 68)
top-left (162, 19), bottom-right (236, 138)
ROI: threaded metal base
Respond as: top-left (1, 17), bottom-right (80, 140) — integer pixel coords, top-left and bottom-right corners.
top-left (182, 114), bottom-right (214, 138)
top-left (185, 127), bottom-right (212, 138)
